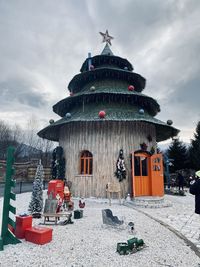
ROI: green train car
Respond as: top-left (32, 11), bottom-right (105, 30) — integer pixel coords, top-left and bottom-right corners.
top-left (117, 237), bottom-right (145, 255)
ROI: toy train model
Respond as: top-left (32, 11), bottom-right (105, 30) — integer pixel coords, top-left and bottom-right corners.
top-left (117, 237), bottom-right (145, 255)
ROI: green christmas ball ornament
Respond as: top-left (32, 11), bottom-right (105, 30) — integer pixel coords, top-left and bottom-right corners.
top-left (49, 119), bottom-right (54, 124)
top-left (139, 109), bottom-right (144, 115)
top-left (167, 120), bottom-right (173, 125)
top-left (65, 113), bottom-right (71, 119)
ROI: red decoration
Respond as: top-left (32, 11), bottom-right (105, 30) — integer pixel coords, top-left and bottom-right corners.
top-left (64, 186), bottom-right (71, 202)
top-left (128, 85), bottom-right (134, 91)
top-left (89, 65), bottom-right (94, 70)
top-left (63, 185), bottom-right (74, 211)
top-left (99, 110), bottom-right (106, 118)
top-left (15, 215), bottom-right (33, 239)
top-left (48, 180), bottom-right (64, 200)
top-left (79, 198), bottom-right (85, 209)
top-left (25, 227), bottom-right (53, 245)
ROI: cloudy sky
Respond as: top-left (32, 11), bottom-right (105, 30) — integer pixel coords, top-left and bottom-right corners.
top-left (0, 0), bottom-right (200, 144)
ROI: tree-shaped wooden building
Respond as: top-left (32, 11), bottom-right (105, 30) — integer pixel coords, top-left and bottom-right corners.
top-left (38, 33), bottom-right (179, 198)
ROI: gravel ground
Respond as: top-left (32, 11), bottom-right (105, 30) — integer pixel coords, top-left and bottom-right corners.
top-left (0, 192), bottom-right (200, 267)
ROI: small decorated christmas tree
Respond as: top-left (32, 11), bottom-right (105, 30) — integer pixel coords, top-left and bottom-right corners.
top-left (114, 149), bottom-right (126, 182)
top-left (28, 161), bottom-right (44, 218)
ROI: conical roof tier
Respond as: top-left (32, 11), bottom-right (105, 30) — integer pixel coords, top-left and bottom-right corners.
top-left (101, 43), bottom-right (114, 56)
top-left (38, 43), bottom-right (179, 142)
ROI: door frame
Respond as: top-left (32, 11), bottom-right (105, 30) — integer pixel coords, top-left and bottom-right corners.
top-left (132, 151), bottom-right (151, 197)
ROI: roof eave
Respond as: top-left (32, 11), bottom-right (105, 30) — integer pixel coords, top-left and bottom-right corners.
top-left (38, 119), bottom-right (179, 143)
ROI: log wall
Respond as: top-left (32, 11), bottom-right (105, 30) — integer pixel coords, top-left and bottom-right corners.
top-left (0, 160), bottom-right (51, 182)
top-left (59, 121), bottom-right (156, 198)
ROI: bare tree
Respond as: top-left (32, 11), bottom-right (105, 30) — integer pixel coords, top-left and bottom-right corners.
top-left (0, 120), bottom-right (12, 159)
top-left (25, 116), bottom-right (41, 157)
top-left (40, 139), bottom-right (55, 167)
top-left (24, 116), bottom-right (56, 165)
top-left (0, 120), bottom-right (23, 160)
top-left (0, 117), bottom-right (56, 165)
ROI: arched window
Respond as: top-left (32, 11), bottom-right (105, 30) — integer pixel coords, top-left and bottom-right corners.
top-left (80, 150), bottom-right (93, 175)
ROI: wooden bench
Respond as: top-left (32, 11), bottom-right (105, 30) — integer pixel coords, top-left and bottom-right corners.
top-left (42, 212), bottom-right (72, 225)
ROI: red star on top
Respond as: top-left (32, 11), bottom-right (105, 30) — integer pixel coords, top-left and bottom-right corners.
top-left (99, 30), bottom-right (114, 46)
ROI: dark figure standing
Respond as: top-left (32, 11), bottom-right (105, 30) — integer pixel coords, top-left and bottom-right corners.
top-left (177, 171), bottom-right (184, 191)
top-left (189, 171), bottom-right (200, 214)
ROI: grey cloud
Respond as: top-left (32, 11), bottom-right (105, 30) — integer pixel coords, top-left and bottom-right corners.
top-left (0, 78), bottom-right (47, 108)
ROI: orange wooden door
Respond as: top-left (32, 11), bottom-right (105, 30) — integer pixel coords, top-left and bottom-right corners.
top-left (133, 153), bottom-right (151, 196)
top-left (150, 153), bottom-right (164, 196)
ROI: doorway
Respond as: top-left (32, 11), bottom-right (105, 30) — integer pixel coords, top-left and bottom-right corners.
top-left (133, 152), bottom-right (151, 196)
top-left (131, 152), bottom-right (164, 197)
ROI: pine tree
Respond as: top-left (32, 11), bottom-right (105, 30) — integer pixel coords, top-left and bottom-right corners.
top-left (189, 121), bottom-right (200, 170)
top-left (28, 161), bottom-right (44, 216)
top-left (166, 137), bottom-right (189, 172)
top-left (114, 149), bottom-right (126, 182)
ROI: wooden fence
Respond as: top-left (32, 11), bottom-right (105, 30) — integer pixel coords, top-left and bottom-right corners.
top-left (0, 160), bottom-right (51, 182)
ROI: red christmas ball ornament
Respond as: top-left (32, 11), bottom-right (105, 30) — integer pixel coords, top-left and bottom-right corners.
top-left (89, 65), bottom-right (95, 70)
top-left (99, 110), bottom-right (106, 119)
top-left (128, 85), bottom-right (135, 91)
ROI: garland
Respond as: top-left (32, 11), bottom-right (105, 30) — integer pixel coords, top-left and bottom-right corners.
top-left (114, 149), bottom-right (126, 182)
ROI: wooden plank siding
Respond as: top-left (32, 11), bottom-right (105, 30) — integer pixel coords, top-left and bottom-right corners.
top-left (59, 121), bottom-right (156, 198)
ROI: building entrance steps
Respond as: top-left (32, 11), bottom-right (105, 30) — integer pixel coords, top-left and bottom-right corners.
top-left (125, 196), bottom-right (172, 208)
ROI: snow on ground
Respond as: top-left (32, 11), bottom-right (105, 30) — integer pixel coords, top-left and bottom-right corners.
top-left (0, 192), bottom-right (200, 267)
top-left (135, 193), bottom-right (200, 247)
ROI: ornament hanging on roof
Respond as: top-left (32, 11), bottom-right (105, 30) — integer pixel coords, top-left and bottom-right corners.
top-left (99, 30), bottom-right (114, 46)
top-left (128, 85), bottom-right (135, 91)
top-left (99, 110), bottom-right (106, 119)
top-left (89, 64), bottom-right (95, 70)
